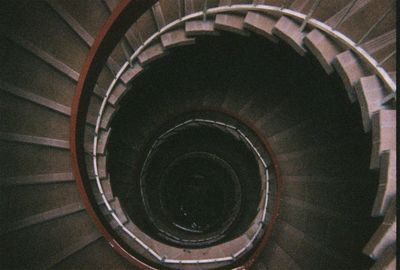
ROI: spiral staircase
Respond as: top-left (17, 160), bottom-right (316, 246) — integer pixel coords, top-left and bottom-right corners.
top-left (0, 0), bottom-right (396, 269)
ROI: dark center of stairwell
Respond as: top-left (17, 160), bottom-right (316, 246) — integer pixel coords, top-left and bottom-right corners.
top-left (138, 120), bottom-right (263, 247)
top-left (160, 152), bottom-right (241, 234)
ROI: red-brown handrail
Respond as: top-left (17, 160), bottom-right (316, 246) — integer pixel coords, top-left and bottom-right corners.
top-left (70, 0), bottom-right (281, 269)
top-left (70, 0), bottom-right (157, 269)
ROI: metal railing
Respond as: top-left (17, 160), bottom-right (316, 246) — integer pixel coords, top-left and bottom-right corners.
top-left (93, 117), bottom-right (271, 264)
top-left (139, 118), bottom-right (271, 252)
top-left (88, 0), bottom-right (396, 266)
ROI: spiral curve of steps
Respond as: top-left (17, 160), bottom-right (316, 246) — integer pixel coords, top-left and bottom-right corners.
top-left (0, 0), bottom-right (396, 269)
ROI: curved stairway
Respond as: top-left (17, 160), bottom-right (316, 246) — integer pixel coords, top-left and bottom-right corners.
top-left (0, 0), bottom-right (396, 269)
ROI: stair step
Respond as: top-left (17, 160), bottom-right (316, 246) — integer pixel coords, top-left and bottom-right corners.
top-left (214, 14), bottom-right (250, 36)
top-left (2, 38), bottom-right (75, 107)
top-left (303, 29), bottom-right (342, 74)
top-left (185, 20), bottom-right (220, 36)
top-left (363, 200), bottom-right (396, 259)
top-left (371, 150), bottom-right (396, 217)
top-left (277, 140), bottom-right (367, 176)
top-left (100, 105), bottom-right (118, 130)
top-left (238, 95), bottom-right (266, 122)
top-left (282, 195), bottom-right (356, 222)
top-left (268, 117), bottom-right (360, 147)
top-left (7, 33), bottom-right (79, 81)
top-left (0, 141), bottom-right (71, 178)
top-left (0, 92), bottom-right (71, 141)
top-left (108, 81), bottom-right (128, 106)
top-left (281, 182), bottom-right (375, 242)
top-left (0, 79), bottom-right (70, 116)
top-left (272, 16), bottom-right (307, 56)
top-left (0, 132), bottom-right (69, 149)
top-left (1, 202), bottom-right (84, 235)
top-left (86, 155), bottom-right (107, 179)
top-left (90, 178), bottom-right (114, 205)
top-left (370, 243), bottom-right (396, 270)
top-left (97, 128), bottom-right (111, 155)
top-left (120, 63), bottom-right (144, 85)
top-left (42, 231), bottom-right (102, 269)
top-left (161, 28), bottom-right (195, 49)
top-left (0, 172), bottom-right (74, 186)
top-left (255, 98), bottom-right (311, 138)
top-left (258, 240), bottom-right (301, 270)
top-left (51, 237), bottom-right (133, 270)
top-left (202, 87), bottom-right (230, 108)
top-left (5, 1), bottom-right (90, 73)
top-left (46, 0), bottom-right (94, 46)
top-left (6, 33), bottom-right (107, 102)
top-left (221, 88), bottom-right (256, 112)
top-left (110, 197), bottom-right (128, 224)
top-left (1, 182), bottom-right (83, 224)
top-left (355, 75), bottom-right (390, 132)
top-left (1, 210), bottom-right (99, 269)
top-left (46, 0), bottom-right (120, 74)
top-left (85, 128), bottom-right (112, 156)
top-left (332, 50), bottom-right (369, 103)
top-left (118, 220), bottom-right (161, 258)
top-left (370, 110), bottom-right (396, 169)
top-left (273, 219), bottom-right (350, 268)
top-left (87, 103), bottom-right (117, 130)
top-left (138, 43), bottom-right (167, 65)
top-left (243, 11), bottom-right (278, 43)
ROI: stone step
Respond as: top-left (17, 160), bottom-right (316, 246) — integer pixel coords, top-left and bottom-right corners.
top-left (161, 28), bottom-right (196, 49)
top-left (363, 200), bottom-right (396, 259)
top-left (91, 178), bottom-right (114, 205)
top-left (120, 63), bottom-right (144, 86)
top-left (371, 150), bottom-right (396, 216)
top-left (51, 237), bottom-right (133, 270)
top-left (0, 202), bottom-right (84, 235)
top-left (256, 240), bottom-right (301, 270)
top-left (370, 110), bottom-right (396, 169)
top-left (84, 128), bottom-right (111, 156)
top-left (86, 155), bottom-right (107, 179)
top-left (0, 211), bottom-right (100, 269)
top-left (303, 29), bottom-right (343, 74)
top-left (333, 50), bottom-right (369, 103)
top-left (272, 219), bottom-right (350, 269)
top-left (185, 20), bottom-right (220, 36)
top-left (137, 43), bottom-right (167, 66)
top-left (215, 14), bottom-right (250, 36)
top-left (46, 0), bottom-right (121, 74)
top-left (108, 81), bottom-right (129, 106)
top-left (0, 172), bottom-right (74, 186)
top-left (370, 243), bottom-right (396, 270)
top-left (355, 75), bottom-right (391, 132)
top-left (243, 11), bottom-right (278, 43)
top-left (272, 16), bottom-right (307, 56)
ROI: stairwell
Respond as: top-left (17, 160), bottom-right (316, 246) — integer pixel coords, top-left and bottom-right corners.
top-left (0, 1), bottom-right (396, 269)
